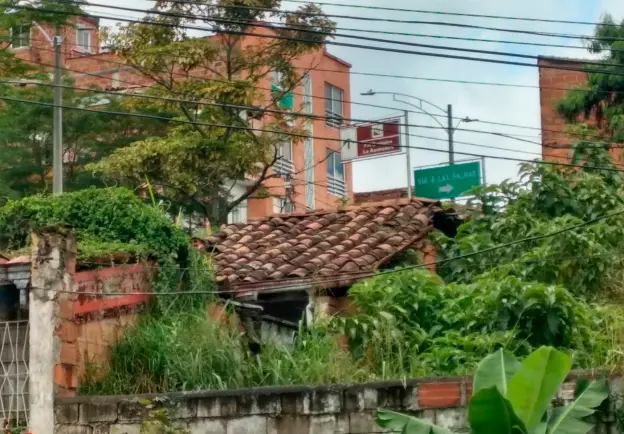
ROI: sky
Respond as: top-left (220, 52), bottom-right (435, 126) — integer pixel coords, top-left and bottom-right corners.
top-left (86, 0), bottom-right (624, 193)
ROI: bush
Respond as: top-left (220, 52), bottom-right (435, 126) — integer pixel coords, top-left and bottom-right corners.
top-left (0, 187), bottom-right (189, 262)
top-left (334, 269), bottom-right (605, 377)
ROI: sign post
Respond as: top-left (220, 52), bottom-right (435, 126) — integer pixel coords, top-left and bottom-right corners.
top-left (413, 161), bottom-right (481, 200)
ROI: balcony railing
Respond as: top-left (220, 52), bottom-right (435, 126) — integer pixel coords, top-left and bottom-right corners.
top-left (325, 110), bottom-right (343, 128)
top-left (274, 158), bottom-right (295, 177)
top-left (327, 175), bottom-right (347, 197)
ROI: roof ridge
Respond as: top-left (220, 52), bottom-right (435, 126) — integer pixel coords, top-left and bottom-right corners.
top-left (246, 197), bottom-right (439, 222)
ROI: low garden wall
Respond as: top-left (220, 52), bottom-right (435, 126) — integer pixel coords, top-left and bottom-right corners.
top-left (55, 374), bottom-right (623, 434)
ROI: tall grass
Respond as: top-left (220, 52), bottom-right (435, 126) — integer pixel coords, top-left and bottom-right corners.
top-left (79, 309), bottom-right (370, 395)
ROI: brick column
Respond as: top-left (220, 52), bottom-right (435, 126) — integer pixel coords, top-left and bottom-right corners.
top-left (29, 226), bottom-right (76, 434)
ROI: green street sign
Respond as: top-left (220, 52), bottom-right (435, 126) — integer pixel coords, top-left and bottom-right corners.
top-left (414, 161), bottom-right (482, 199)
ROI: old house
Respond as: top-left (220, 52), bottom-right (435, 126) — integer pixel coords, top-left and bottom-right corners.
top-left (205, 197), bottom-right (461, 339)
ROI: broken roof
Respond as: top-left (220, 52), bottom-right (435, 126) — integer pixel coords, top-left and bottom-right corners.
top-left (206, 198), bottom-right (439, 293)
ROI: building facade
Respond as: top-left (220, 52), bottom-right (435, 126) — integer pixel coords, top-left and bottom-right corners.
top-left (538, 56), bottom-right (589, 162)
top-left (11, 18), bottom-right (353, 223)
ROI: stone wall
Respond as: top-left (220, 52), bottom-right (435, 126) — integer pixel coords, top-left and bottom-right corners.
top-left (55, 375), bottom-right (622, 434)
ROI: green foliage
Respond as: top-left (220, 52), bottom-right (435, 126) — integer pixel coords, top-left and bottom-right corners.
top-left (0, 187), bottom-right (188, 263)
top-left (435, 144), bottom-right (624, 297)
top-left (0, 75), bottom-right (169, 202)
top-left (377, 347), bottom-right (609, 434)
top-left (79, 309), bottom-right (368, 395)
top-left (91, 0), bottom-right (336, 224)
top-left (556, 14), bottom-right (624, 141)
top-left (140, 408), bottom-right (189, 434)
top-left (333, 269), bottom-right (602, 377)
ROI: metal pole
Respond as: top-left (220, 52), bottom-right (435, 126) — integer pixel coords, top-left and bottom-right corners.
top-left (404, 110), bottom-right (412, 199)
top-left (52, 25), bottom-right (63, 195)
top-left (447, 104), bottom-right (454, 165)
top-left (481, 156), bottom-right (487, 186)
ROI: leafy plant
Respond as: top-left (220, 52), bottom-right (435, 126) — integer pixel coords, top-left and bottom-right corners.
top-left (0, 187), bottom-right (188, 263)
top-left (376, 346), bottom-right (609, 434)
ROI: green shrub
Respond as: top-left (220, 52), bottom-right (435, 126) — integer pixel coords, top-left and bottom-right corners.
top-left (0, 187), bottom-right (189, 262)
top-left (334, 269), bottom-right (606, 376)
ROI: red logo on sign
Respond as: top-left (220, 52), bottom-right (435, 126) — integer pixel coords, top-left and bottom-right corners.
top-left (356, 118), bottom-right (401, 157)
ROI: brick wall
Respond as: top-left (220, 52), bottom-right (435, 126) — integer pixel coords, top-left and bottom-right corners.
top-left (55, 264), bottom-right (152, 397)
top-left (538, 56), bottom-right (623, 163)
top-left (55, 374), bottom-right (622, 434)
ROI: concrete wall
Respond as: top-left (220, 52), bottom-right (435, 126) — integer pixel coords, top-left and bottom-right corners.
top-left (55, 375), bottom-right (622, 434)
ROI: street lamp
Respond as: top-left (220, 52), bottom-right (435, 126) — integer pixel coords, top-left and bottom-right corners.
top-left (361, 90), bottom-right (479, 199)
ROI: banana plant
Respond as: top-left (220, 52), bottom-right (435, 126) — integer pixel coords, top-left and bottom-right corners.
top-left (375, 346), bottom-right (609, 434)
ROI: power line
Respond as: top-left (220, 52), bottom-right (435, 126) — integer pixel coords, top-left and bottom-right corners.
top-left (282, 0), bottom-right (623, 28)
top-left (22, 37), bottom-right (624, 140)
top-left (53, 207), bottom-right (624, 294)
top-left (148, 0), bottom-right (624, 42)
top-left (3, 92), bottom-right (624, 174)
top-left (56, 0), bottom-right (624, 53)
top-left (0, 76), bottom-right (554, 150)
top-left (18, 2), bottom-right (624, 77)
top-left (56, 0), bottom-right (624, 69)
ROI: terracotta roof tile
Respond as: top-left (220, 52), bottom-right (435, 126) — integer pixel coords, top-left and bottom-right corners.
top-left (207, 198), bottom-right (437, 289)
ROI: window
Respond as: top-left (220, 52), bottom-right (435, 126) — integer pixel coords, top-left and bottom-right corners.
top-left (326, 149), bottom-right (346, 196)
top-left (274, 140), bottom-right (294, 175)
top-left (302, 73), bottom-right (312, 113)
top-left (76, 25), bottom-right (91, 52)
top-left (10, 25), bottom-right (30, 49)
top-left (270, 70), bottom-right (284, 89)
top-left (325, 83), bottom-right (343, 128)
top-left (273, 197), bottom-right (294, 214)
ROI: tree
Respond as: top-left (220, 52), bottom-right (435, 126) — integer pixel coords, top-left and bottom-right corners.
top-left (556, 14), bottom-right (624, 141)
top-left (89, 0), bottom-right (336, 225)
top-left (0, 75), bottom-right (169, 202)
top-left (376, 347), bottom-right (609, 434)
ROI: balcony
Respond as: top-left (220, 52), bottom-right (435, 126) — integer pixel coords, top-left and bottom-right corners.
top-left (274, 158), bottom-right (295, 177)
top-left (327, 175), bottom-right (347, 197)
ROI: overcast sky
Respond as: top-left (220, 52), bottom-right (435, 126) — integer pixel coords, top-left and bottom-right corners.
top-left (88, 0), bottom-right (624, 193)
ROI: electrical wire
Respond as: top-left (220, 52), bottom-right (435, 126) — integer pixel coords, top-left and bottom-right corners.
top-left (38, 208), bottom-right (624, 296)
top-left (14, 3), bottom-right (624, 77)
top-left (281, 0), bottom-right (624, 28)
top-left (4, 92), bottom-right (624, 174)
top-left (146, 0), bottom-right (624, 42)
top-left (53, 0), bottom-right (624, 61)
top-left (0, 77), bottom-right (557, 151)
top-left (21, 37), bottom-right (623, 140)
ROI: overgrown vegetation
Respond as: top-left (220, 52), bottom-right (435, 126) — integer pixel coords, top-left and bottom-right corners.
top-left (79, 308), bottom-right (366, 395)
top-left (0, 187), bottom-right (188, 263)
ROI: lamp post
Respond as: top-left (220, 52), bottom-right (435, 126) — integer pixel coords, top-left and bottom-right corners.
top-left (361, 90), bottom-right (478, 198)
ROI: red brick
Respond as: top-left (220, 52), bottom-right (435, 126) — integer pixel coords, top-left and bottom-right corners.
top-left (56, 321), bottom-right (79, 343)
top-left (54, 364), bottom-right (78, 389)
top-left (59, 342), bottom-right (79, 366)
top-left (418, 382), bottom-right (461, 408)
top-left (58, 300), bottom-right (75, 320)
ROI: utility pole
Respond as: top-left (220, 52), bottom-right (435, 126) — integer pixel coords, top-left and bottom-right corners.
top-left (447, 104), bottom-right (454, 166)
top-left (404, 110), bottom-right (412, 199)
top-left (52, 25), bottom-right (63, 195)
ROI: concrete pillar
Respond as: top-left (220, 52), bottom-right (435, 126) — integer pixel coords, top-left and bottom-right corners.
top-left (29, 226), bottom-right (75, 434)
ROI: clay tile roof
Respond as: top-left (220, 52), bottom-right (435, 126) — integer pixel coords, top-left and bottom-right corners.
top-left (206, 197), bottom-right (438, 290)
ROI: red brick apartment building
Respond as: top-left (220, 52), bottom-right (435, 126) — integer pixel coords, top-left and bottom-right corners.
top-left (9, 17), bottom-right (353, 223)
top-left (538, 56), bottom-right (618, 162)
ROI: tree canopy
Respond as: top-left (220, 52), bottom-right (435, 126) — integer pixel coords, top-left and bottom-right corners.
top-left (0, 76), bottom-right (169, 202)
top-left (90, 0), bottom-right (336, 225)
top-left (556, 14), bottom-right (624, 141)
